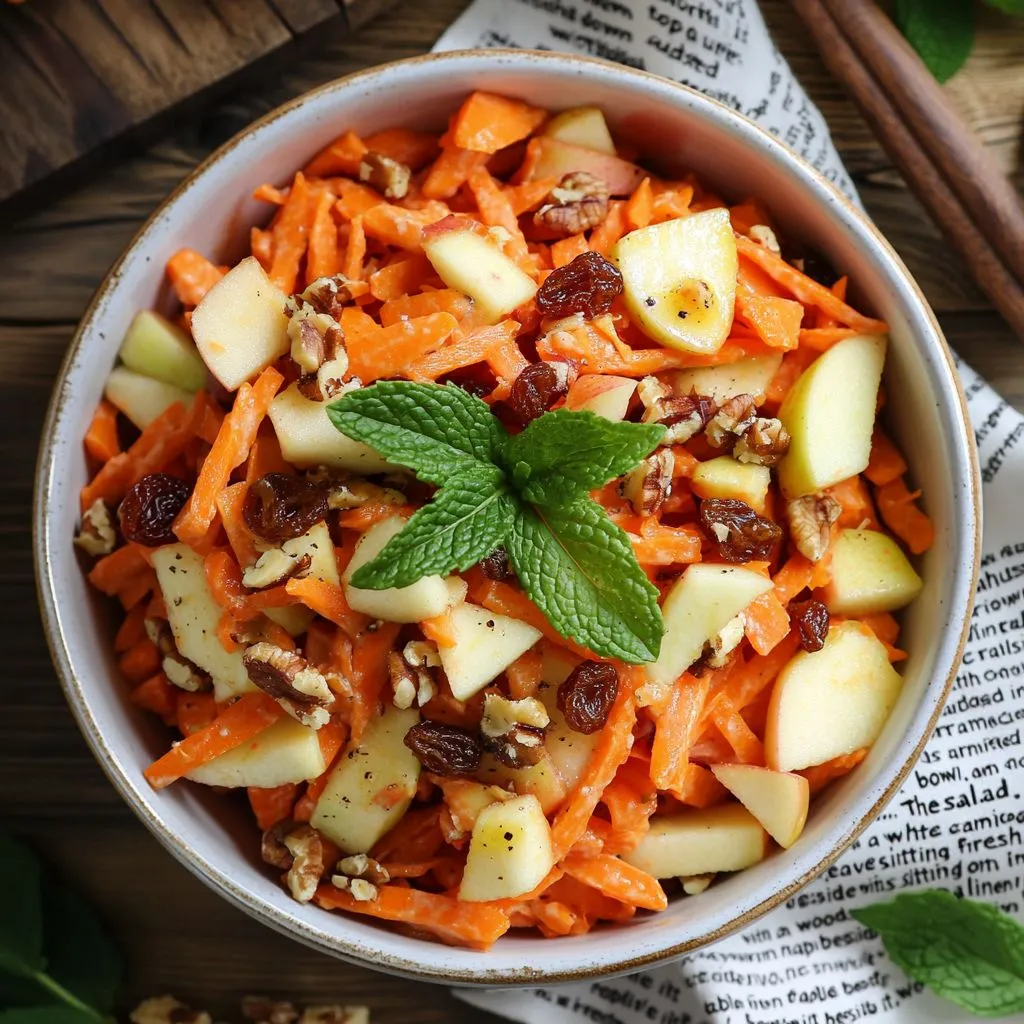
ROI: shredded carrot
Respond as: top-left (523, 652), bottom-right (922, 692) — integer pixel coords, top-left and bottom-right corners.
top-left (875, 477), bottom-right (935, 554)
top-left (369, 255), bottom-right (434, 302)
top-left (248, 784), bottom-right (299, 831)
top-left (363, 127), bottom-right (439, 170)
top-left (865, 428), bottom-right (909, 486)
top-left (744, 591), bottom-right (792, 655)
top-left (166, 249), bottom-right (224, 307)
top-left (130, 673), bottom-right (177, 725)
top-left (84, 400), bottom-right (121, 463)
top-left (114, 602), bottom-right (148, 653)
top-left (88, 543), bottom-right (150, 596)
top-left (285, 576), bottom-right (368, 640)
top-left (505, 178), bottom-right (559, 216)
top-left (346, 312), bottom-right (458, 384)
top-left (421, 608), bottom-right (457, 649)
top-left (550, 233), bottom-right (591, 268)
top-left (305, 130), bottom-right (367, 178)
top-left (861, 612), bottom-right (901, 646)
top-left (349, 622), bottom-right (401, 746)
top-left (450, 91), bottom-right (547, 154)
top-left (268, 172), bottom-right (311, 294)
top-left (422, 147), bottom-right (488, 200)
top-left (379, 288), bottom-right (471, 328)
top-left (801, 749), bottom-right (868, 794)
top-left (307, 189), bottom-right (340, 282)
top-left (650, 673), bottom-right (710, 794)
top-left (737, 292), bottom-right (804, 351)
top-left (176, 692), bottom-right (218, 736)
top-left (625, 177), bottom-right (655, 230)
top-left (505, 647), bottom-right (544, 701)
top-left (629, 522), bottom-right (703, 566)
top-left (563, 853), bottom-right (667, 912)
top-left (362, 201), bottom-right (449, 251)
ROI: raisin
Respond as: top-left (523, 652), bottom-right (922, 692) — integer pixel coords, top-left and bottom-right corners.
top-left (479, 546), bottom-right (512, 580)
top-left (790, 599), bottom-right (830, 652)
top-left (403, 721), bottom-right (483, 776)
top-left (699, 497), bottom-right (783, 563)
top-left (118, 473), bottom-right (192, 546)
top-left (535, 250), bottom-right (623, 320)
top-left (243, 472), bottom-right (328, 543)
top-left (508, 362), bottom-right (568, 425)
top-left (557, 661), bottom-right (619, 734)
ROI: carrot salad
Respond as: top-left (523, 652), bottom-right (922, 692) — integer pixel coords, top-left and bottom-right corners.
top-left (75, 92), bottom-right (933, 949)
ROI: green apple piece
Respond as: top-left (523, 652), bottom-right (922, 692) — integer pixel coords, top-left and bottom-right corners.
top-left (766, 620), bottom-right (902, 772)
top-left (104, 366), bottom-right (193, 431)
top-left (823, 528), bottom-right (923, 616)
top-left (190, 256), bottom-right (290, 391)
top-left (710, 764), bottom-right (809, 849)
top-left (438, 602), bottom-right (542, 701)
top-left (564, 374), bottom-right (637, 421)
top-left (119, 310), bottom-right (207, 391)
top-left (690, 456), bottom-right (770, 511)
top-left (343, 515), bottom-right (465, 623)
top-left (310, 705), bottom-right (421, 854)
top-left (623, 804), bottom-right (768, 878)
top-left (668, 351), bottom-right (783, 404)
top-left (537, 680), bottom-right (599, 793)
top-left (777, 334), bottom-right (887, 498)
top-left (186, 717), bottom-right (326, 789)
top-left (151, 544), bottom-right (253, 701)
top-left (476, 752), bottom-right (566, 815)
top-left (645, 564), bottom-right (773, 688)
top-left (459, 794), bottom-right (555, 902)
top-left (268, 383), bottom-right (391, 472)
top-left (422, 219), bottom-right (537, 324)
top-left (527, 137), bottom-right (645, 195)
top-left (615, 209), bottom-right (738, 355)
top-left (542, 106), bottom-right (616, 154)
top-left (259, 521), bottom-right (340, 636)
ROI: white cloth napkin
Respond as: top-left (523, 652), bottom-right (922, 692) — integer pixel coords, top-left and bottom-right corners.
top-left (434, 5), bottom-right (1024, 1021)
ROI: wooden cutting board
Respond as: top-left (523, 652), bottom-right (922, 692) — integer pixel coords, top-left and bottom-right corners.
top-left (0, 0), bottom-right (394, 207)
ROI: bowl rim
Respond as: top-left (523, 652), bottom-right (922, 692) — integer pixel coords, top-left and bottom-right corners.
top-left (34, 47), bottom-right (981, 985)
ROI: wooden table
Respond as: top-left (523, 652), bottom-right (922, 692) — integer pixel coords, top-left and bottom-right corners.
top-left (1, 1), bottom-right (1021, 1019)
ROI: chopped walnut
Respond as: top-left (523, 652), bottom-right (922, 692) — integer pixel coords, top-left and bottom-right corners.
top-left (733, 417), bottom-right (791, 466)
top-left (302, 275), bottom-right (360, 320)
top-left (749, 224), bottom-right (781, 254)
top-left (534, 171), bottom-right (610, 237)
top-left (705, 614), bottom-right (745, 669)
top-left (706, 393), bottom-right (758, 448)
top-left (74, 499), bottom-right (116, 557)
top-left (145, 618), bottom-right (211, 693)
top-left (243, 643), bottom-right (333, 728)
top-left (261, 819), bottom-right (299, 870)
top-left (284, 825), bottom-right (327, 903)
top-left (480, 693), bottom-right (549, 769)
top-left (130, 997), bottom-right (211, 1024)
top-left (241, 548), bottom-right (312, 589)
top-left (359, 152), bottom-right (411, 199)
top-left (403, 639), bottom-right (441, 669)
top-left (318, 359), bottom-right (355, 401)
top-left (681, 873), bottom-right (715, 895)
top-left (298, 1008), bottom-right (369, 1024)
top-left (787, 494), bottom-right (841, 563)
top-left (285, 294), bottom-right (346, 374)
top-left (622, 448), bottom-right (674, 515)
top-left (387, 650), bottom-right (433, 711)
top-left (337, 853), bottom-right (391, 884)
top-left (241, 997), bottom-right (299, 1024)
top-left (637, 376), bottom-right (718, 444)
top-left (303, 468), bottom-right (406, 512)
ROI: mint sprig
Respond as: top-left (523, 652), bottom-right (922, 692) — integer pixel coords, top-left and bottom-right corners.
top-left (852, 891), bottom-right (1024, 1017)
top-left (329, 381), bottom-right (665, 662)
top-left (0, 830), bottom-right (122, 1022)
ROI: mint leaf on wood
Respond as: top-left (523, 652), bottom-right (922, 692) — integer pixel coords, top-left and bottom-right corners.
top-left (504, 409), bottom-right (665, 507)
top-left (895, 0), bottom-right (974, 83)
top-left (508, 499), bottom-right (663, 663)
top-left (0, 1009), bottom-right (100, 1024)
top-left (349, 471), bottom-right (516, 589)
top-left (328, 381), bottom-right (507, 484)
top-left (983, 0), bottom-right (1024, 14)
top-left (0, 831), bottom-right (44, 976)
top-left (851, 891), bottom-right (1024, 1017)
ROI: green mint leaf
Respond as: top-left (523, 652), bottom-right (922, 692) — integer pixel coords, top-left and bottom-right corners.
top-left (983, 0), bottom-right (1024, 14)
top-left (895, 0), bottom-right (974, 82)
top-left (328, 381), bottom-right (507, 484)
top-left (0, 832), bottom-right (44, 976)
top-left (0, 1009), bottom-right (100, 1024)
top-left (350, 471), bottom-right (516, 589)
top-left (851, 891), bottom-right (1024, 1017)
top-left (507, 499), bottom-right (663, 663)
top-left (39, 882), bottom-right (121, 1015)
top-left (504, 410), bottom-right (665, 507)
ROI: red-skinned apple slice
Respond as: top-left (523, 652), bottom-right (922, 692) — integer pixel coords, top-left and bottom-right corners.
top-left (564, 374), bottom-right (637, 421)
top-left (526, 137), bottom-right (646, 196)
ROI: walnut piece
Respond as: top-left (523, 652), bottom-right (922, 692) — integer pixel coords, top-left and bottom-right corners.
top-left (637, 376), bottom-right (718, 444)
top-left (403, 639), bottom-right (441, 669)
top-left (145, 618), bottom-right (211, 693)
top-left (284, 825), bottom-right (326, 903)
top-left (734, 417), bottom-right (791, 466)
top-left (749, 224), bottom-right (781, 254)
top-left (241, 548), bottom-right (312, 589)
top-left (787, 494), bottom-right (841, 563)
top-left (622, 448), bottom-right (674, 516)
top-left (298, 1008), bottom-right (369, 1024)
top-left (331, 853), bottom-right (388, 897)
top-left (302, 275), bottom-right (360, 320)
top-left (534, 172), bottom-right (610, 237)
top-left (304, 468), bottom-right (406, 512)
top-left (74, 499), bottom-right (116, 557)
top-left (705, 614), bottom-right (745, 668)
top-left (130, 997), bottom-right (211, 1024)
top-left (243, 643), bottom-right (333, 728)
top-left (241, 997), bottom-right (299, 1024)
top-left (387, 650), bottom-right (434, 711)
top-left (358, 152), bottom-right (411, 200)
top-left (480, 693), bottom-right (549, 769)
top-left (706, 393), bottom-right (758, 448)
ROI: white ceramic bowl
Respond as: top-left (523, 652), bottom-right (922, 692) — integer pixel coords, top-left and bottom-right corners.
top-left (35, 50), bottom-right (980, 985)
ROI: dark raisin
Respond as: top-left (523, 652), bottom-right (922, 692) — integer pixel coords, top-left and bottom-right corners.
top-left (557, 661), bottom-right (619, 734)
top-left (790, 599), bottom-right (830, 652)
top-left (243, 472), bottom-right (328, 543)
top-left (479, 547), bottom-right (512, 580)
top-left (508, 362), bottom-right (568, 425)
top-left (404, 721), bottom-right (482, 776)
top-left (699, 497), bottom-right (783, 563)
top-left (535, 250), bottom-right (623, 320)
top-left (784, 243), bottom-right (839, 287)
top-left (118, 473), bottom-right (192, 546)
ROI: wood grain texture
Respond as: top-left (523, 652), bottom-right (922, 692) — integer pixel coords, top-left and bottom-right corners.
top-left (0, 0), bottom-right (1021, 1019)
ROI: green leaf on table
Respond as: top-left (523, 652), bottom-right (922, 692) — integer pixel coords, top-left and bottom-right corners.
top-left (0, 1008), bottom-right (99, 1024)
top-left (504, 410), bottom-right (665, 507)
top-left (349, 470), bottom-right (516, 589)
top-left (507, 499), bottom-right (664, 663)
top-left (895, 0), bottom-right (975, 82)
top-left (0, 831), bottom-right (45, 975)
top-left (327, 381), bottom-right (508, 484)
top-left (983, 0), bottom-right (1024, 14)
top-left (851, 891), bottom-right (1024, 1017)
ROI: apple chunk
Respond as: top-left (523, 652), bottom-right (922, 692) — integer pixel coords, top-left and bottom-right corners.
top-left (823, 528), bottom-right (923, 616)
top-left (623, 804), bottom-right (768, 878)
top-left (615, 209), bottom-right (738, 355)
top-left (564, 374), bottom-right (637, 421)
top-left (668, 351), bottom-right (783, 404)
top-left (543, 106), bottom-right (616, 154)
top-left (104, 366), bottom-right (194, 430)
top-left (777, 334), bottom-right (887, 498)
top-left (119, 310), bottom-right (208, 391)
top-left (459, 794), bottom-right (555, 901)
top-left (711, 764), bottom-right (809, 849)
top-left (645, 564), bottom-right (773, 688)
top-left (690, 456), bottom-right (770, 511)
top-left (766, 620), bottom-right (902, 772)
top-left (422, 217), bottom-right (537, 324)
top-left (190, 256), bottom-right (290, 391)
top-left (527, 137), bottom-right (645, 195)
